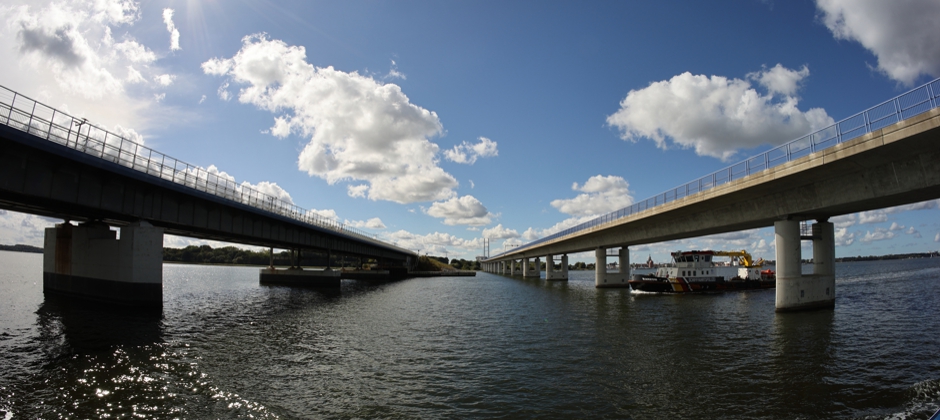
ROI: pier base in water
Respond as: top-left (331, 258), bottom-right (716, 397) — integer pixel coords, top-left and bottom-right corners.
top-left (259, 267), bottom-right (341, 287)
top-left (775, 220), bottom-right (836, 312)
top-left (43, 221), bottom-right (164, 308)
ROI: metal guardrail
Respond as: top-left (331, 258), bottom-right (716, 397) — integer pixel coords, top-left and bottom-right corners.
top-left (0, 85), bottom-right (415, 256)
top-left (492, 77), bottom-right (940, 259)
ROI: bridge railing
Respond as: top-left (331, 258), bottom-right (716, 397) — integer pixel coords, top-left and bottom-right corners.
top-left (0, 85), bottom-right (414, 256)
top-left (492, 77), bottom-right (940, 259)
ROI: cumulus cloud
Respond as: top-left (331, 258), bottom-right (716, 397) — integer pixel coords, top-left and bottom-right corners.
top-left (906, 227), bottom-right (921, 238)
top-left (154, 74), bottom-right (175, 86)
top-left (936, 232), bottom-right (939, 242)
top-left (0, 210), bottom-right (60, 246)
top-left (443, 137), bottom-right (498, 165)
top-left (859, 210), bottom-right (888, 224)
top-left (816, 0), bottom-right (940, 85)
top-left (202, 33), bottom-right (459, 204)
top-left (515, 215), bottom-right (597, 244)
top-left (482, 224), bottom-right (520, 240)
top-left (242, 180), bottom-right (294, 205)
top-left (306, 208), bottom-right (339, 223)
top-left (0, 0), bottom-right (177, 132)
top-left (344, 217), bottom-right (386, 230)
top-left (550, 175), bottom-right (634, 217)
top-left (162, 8), bottom-right (180, 51)
top-left (384, 229), bottom-right (483, 257)
top-left (4, 0), bottom-right (157, 99)
top-left (606, 66), bottom-right (833, 161)
top-left (427, 195), bottom-right (493, 226)
top-left (835, 227), bottom-right (855, 246)
top-left (861, 227), bottom-right (895, 243)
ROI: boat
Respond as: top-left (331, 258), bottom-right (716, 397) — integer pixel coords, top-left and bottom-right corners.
top-left (629, 250), bottom-right (775, 293)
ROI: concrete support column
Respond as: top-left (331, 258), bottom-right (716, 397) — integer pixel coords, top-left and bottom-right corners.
top-left (775, 219), bottom-right (835, 312)
top-left (511, 259), bottom-right (519, 275)
top-left (813, 221), bottom-right (835, 277)
top-left (43, 220), bottom-right (164, 308)
top-left (546, 254), bottom-right (569, 280)
top-left (595, 248), bottom-right (607, 287)
top-left (523, 257), bottom-right (538, 278)
top-left (619, 247), bottom-right (630, 281)
top-left (775, 220), bottom-right (801, 280)
top-left (596, 247), bottom-right (630, 288)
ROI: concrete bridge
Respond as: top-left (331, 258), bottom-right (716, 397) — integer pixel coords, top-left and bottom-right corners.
top-left (482, 78), bottom-right (940, 312)
top-left (0, 86), bottom-right (417, 308)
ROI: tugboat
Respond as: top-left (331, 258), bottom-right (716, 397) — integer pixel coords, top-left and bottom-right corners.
top-left (629, 250), bottom-right (775, 293)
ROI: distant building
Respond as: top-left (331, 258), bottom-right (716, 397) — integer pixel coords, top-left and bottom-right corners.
top-left (646, 255), bottom-right (654, 268)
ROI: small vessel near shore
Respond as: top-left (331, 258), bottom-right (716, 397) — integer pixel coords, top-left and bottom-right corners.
top-left (629, 250), bottom-right (775, 293)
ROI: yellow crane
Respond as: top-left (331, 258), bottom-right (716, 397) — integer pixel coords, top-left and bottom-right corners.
top-left (713, 250), bottom-right (764, 268)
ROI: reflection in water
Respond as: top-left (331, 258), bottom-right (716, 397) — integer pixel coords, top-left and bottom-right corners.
top-left (0, 257), bottom-right (938, 418)
top-left (769, 309), bottom-right (836, 417)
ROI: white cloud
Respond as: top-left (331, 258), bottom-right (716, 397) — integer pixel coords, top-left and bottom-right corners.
top-left (427, 195), bottom-right (494, 226)
top-left (5, 1), bottom-right (143, 98)
top-left (0, 0), bottom-right (176, 134)
top-left (861, 227), bottom-right (895, 243)
top-left (747, 64), bottom-right (810, 96)
top-left (816, 0), bottom-right (940, 85)
top-left (0, 210), bottom-right (60, 246)
top-left (443, 137), bottom-right (498, 165)
top-left (482, 224), bottom-right (520, 240)
top-left (202, 33), bottom-right (458, 204)
top-left (199, 95), bottom-right (206, 104)
top-left (153, 93), bottom-right (165, 102)
top-left (859, 210), bottom-right (888, 224)
top-left (606, 67), bottom-right (833, 161)
top-left (383, 229), bottom-right (483, 257)
top-left (906, 227), bottom-right (921, 238)
top-left (889, 222), bottom-right (904, 231)
top-left (385, 59), bottom-right (405, 80)
top-left (306, 208), bottom-right (339, 223)
top-left (154, 74), bottom-right (175, 86)
top-left (831, 213), bottom-right (857, 229)
top-left (162, 8), bottom-right (180, 51)
top-left (345, 217), bottom-right (386, 230)
top-left (242, 180), bottom-right (294, 205)
top-left (935, 232), bottom-right (940, 242)
top-left (835, 227), bottom-right (855, 246)
top-left (347, 184), bottom-right (369, 198)
top-left (550, 175), bottom-right (634, 217)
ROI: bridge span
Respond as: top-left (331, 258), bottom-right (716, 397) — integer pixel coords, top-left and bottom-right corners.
top-left (0, 86), bottom-right (417, 307)
top-left (483, 79), bottom-right (940, 312)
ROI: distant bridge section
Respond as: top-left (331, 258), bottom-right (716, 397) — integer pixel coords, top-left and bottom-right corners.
top-left (483, 78), bottom-right (940, 312)
top-left (0, 86), bottom-right (417, 307)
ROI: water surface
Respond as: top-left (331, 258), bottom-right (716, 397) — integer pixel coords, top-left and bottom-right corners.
top-left (1, 251), bottom-right (939, 418)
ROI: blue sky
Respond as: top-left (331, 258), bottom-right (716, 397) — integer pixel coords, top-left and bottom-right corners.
top-left (1, 0), bottom-right (939, 263)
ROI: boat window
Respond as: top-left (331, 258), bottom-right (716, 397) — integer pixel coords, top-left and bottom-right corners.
top-left (704, 256), bottom-right (711, 262)
top-left (694, 255), bottom-right (699, 262)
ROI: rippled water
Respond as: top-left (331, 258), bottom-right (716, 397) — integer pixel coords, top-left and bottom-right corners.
top-left (1, 250), bottom-right (939, 419)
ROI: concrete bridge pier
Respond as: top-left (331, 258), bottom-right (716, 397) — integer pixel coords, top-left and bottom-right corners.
top-left (775, 219), bottom-right (835, 312)
top-left (43, 220), bottom-right (165, 308)
top-left (510, 259), bottom-right (520, 275)
top-left (523, 257), bottom-right (540, 278)
top-left (595, 247), bottom-right (630, 288)
top-left (546, 254), bottom-right (569, 280)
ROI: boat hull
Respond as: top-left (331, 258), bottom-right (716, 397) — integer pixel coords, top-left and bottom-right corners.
top-left (629, 275), bottom-right (774, 293)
